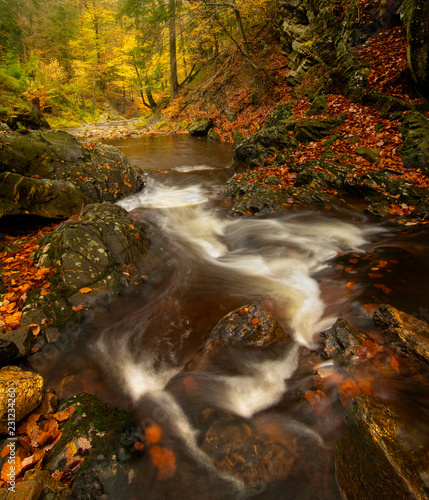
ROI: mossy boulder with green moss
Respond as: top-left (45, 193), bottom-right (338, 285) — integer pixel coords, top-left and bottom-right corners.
top-left (0, 129), bottom-right (144, 220)
top-left (37, 202), bottom-right (150, 301)
top-left (397, 111), bottom-right (429, 172)
top-left (45, 393), bottom-right (141, 499)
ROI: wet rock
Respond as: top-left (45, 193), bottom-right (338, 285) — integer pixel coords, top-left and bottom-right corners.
top-left (202, 416), bottom-right (297, 487)
top-left (320, 318), bottom-right (366, 367)
top-left (188, 118), bottom-right (212, 136)
top-left (0, 366), bottom-right (44, 425)
top-left (397, 111), bottom-right (429, 172)
top-left (336, 394), bottom-right (429, 500)
top-left (0, 326), bottom-right (33, 358)
top-left (45, 393), bottom-right (140, 498)
top-left (187, 304), bottom-right (292, 371)
top-left (0, 339), bottom-right (19, 367)
top-left (0, 469), bottom-right (71, 499)
top-left (207, 128), bottom-right (220, 142)
top-left (264, 102), bottom-right (294, 128)
top-left (407, 0), bottom-right (429, 94)
top-left (37, 202), bottom-right (150, 298)
top-left (0, 172), bottom-right (89, 219)
top-left (374, 304), bottom-right (429, 368)
top-left (0, 129), bottom-right (143, 217)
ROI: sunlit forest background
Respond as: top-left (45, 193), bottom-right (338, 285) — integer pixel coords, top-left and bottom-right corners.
top-left (0, 0), bottom-right (274, 127)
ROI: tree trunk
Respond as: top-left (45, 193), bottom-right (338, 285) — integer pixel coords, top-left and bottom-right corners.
top-left (407, 0), bottom-right (429, 94)
top-left (168, 0), bottom-right (179, 98)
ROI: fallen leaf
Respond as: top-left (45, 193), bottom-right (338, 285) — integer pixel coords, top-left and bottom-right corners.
top-left (78, 287), bottom-right (92, 294)
top-left (145, 424), bottom-right (162, 445)
top-left (149, 445), bottom-right (176, 479)
top-left (53, 406), bottom-right (75, 422)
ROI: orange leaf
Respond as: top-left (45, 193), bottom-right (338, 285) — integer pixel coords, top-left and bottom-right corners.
top-left (78, 287), bottom-right (92, 294)
top-left (304, 390), bottom-right (331, 417)
top-left (251, 318), bottom-right (259, 324)
top-left (374, 284), bottom-right (392, 294)
top-left (134, 441), bottom-right (144, 451)
top-left (53, 406), bottom-right (75, 422)
top-left (149, 445), bottom-right (176, 479)
top-left (72, 305), bottom-right (84, 311)
top-left (145, 424), bottom-right (162, 445)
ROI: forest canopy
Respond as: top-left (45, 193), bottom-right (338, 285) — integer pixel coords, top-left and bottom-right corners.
top-left (0, 0), bottom-right (275, 124)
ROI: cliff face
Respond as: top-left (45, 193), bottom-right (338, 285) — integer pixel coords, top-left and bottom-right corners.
top-left (276, 0), bottom-right (428, 97)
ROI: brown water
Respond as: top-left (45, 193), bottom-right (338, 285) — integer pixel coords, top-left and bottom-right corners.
top-left (37, 135), bottom-right (429, 499)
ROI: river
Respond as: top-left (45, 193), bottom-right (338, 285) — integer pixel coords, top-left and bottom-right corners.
top-left (41, 134), bottom-right (429, 499)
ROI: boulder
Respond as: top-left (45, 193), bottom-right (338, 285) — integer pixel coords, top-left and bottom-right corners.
top-left (188, 118), bottom-right (212, 137)
top-left (44, 393), bottom-right (140, 498)
top-left (291, 115), bottom-right (347, 143)
top-left (373, 304), bottom-right (429, 368)
top-left (305, 95), bottom-right (328, 116)
top-left (6, 113), bottom-right (50, 132)
top-left (320, 318), bottom-right (366, 367)
top-left (233, 126), bottom-right (298, 171)
top-left (336, 394), bottom-right (429, 499)
top-left (0, 171), bottom-right (89, 219)
top-left (0, 366), bottom-right (44, 426)
top-left (37, 202), bottom-right (150, 298)
top-left (0, 129), bottom-right (144, 213)
top-left (0, 469), bottom-right (71, 499)
top-left (0, 339), bottom-right (19, 367)
top-left (407, 0), bottom-right (429, 94)
top-left (202, 416), bottom-right (297, 487)
top-left (187, 304), bottom-right (292, 371)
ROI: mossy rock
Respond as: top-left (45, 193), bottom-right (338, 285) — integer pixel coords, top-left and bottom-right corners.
top-left (45, 393), bottom-right (141, 498)
top-left (0, 172), bottom-right (89, 219)
top-left (397, 111), bottom-right (429, 172)
top-left (0, 129), bottom-right (144, 213)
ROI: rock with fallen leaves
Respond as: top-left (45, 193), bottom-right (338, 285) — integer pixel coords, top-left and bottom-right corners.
top-left (37, 203), bottom-right (150, 298)
top-left (374, 304), bottom-right (429, 369)
top-left (0, 469), bottom-right (71, 499)
top-left (0, 172), bottom-right (89, 220)
top-left (336, 394), bottom-right (429, 500)
top-left (0, 366), bottom-right (44, 426)
top-left (0, 129), bottom-right (144, 221)
top-left (44, 393), bottom-right (140, 498)
top-left (186, 304), bottom-right (293, 372)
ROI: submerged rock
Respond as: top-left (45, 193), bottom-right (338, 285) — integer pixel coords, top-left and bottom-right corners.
top-left (336, 394), bottom-right (429, 500)
top-left (0, 366), bottom-right (44, 426)
top-left (202, 415), bottom-right (297, 487)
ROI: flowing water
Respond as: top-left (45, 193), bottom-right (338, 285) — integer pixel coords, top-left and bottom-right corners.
top-left (40, 134), bottom-right (429, 499)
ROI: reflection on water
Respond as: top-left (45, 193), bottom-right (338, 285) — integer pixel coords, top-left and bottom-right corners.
top-left (38, 135), bottom-right (429, 499)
